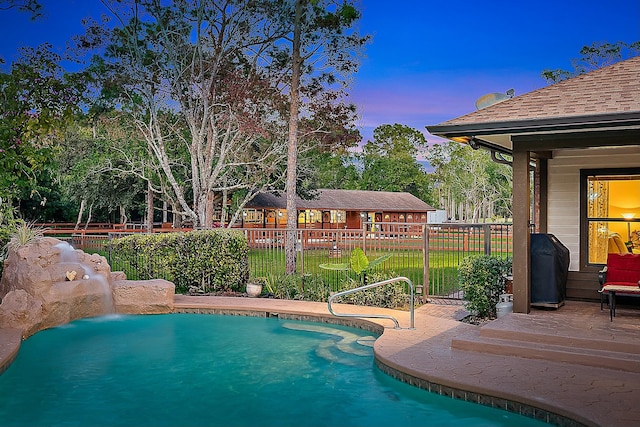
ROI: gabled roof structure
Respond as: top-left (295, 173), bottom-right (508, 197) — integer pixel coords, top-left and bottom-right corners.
top-left (427, 56), bottom-right (640, 153)
top-left (247, 189), bottom-right (434, 212)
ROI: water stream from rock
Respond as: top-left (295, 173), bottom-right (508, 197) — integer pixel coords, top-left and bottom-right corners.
top-left (53, 241), bottom-right (115, 313)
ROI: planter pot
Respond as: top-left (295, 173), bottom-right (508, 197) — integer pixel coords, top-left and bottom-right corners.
top-left (246, 283), bottom-right (263, 298)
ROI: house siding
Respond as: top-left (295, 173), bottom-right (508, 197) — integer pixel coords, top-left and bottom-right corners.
top-left (547, 146), bottom-right (640, 300)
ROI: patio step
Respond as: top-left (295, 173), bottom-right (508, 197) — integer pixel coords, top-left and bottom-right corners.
top-left (479, 316), bottom-right (640, 355)
top-left (452, 328), bottom-right (640, 373)
top-left (452, 335), bottom-right (640, 373)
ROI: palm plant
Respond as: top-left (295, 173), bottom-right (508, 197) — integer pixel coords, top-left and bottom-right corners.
top-left (319, 247), bottom-right (391, 285)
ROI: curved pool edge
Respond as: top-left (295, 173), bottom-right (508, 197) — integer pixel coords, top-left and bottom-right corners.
top-left (373, 352), bottom-right (593, 427)
top-left (0, 328), bottom-right (22, 376)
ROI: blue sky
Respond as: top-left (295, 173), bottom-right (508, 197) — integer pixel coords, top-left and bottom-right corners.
top-left (352, 0), bottom-right (640, 145)
top-left (1, 0), bottom-right (639, 147)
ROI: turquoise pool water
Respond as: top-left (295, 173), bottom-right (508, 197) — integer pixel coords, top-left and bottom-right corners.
top-left (0, 314), bottom-right (550, 427)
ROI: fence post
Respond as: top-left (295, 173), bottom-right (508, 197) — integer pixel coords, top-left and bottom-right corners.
top-left (362, 222), bottom-right (367, 252)
top-left (422, 224), bottom-right (430, 301)
top-left (299, 229), bottom-right (304, 276)
top-left (483, 224), bottom-right (492, 256)
top-left (462, 226), bottom-right (469, 252)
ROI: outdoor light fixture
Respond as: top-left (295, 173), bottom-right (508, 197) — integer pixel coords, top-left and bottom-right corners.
top-left (449, 136), bottom-right (480, 149)
top-left (450, 136), bottom-right (471, 144)
top-left (277, 211), bottom-right (283, 217)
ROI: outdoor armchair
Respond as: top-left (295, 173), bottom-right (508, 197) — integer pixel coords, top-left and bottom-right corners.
top-left (598, 253), bottom-right (640, 320)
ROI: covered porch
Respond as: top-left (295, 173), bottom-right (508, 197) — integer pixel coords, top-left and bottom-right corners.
top-left (428, 56), bottom-right (640, 313)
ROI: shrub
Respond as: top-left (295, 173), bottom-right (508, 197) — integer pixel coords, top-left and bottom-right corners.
top-left (0, 203), bottom-right (23, 279)
top-left (109, 229), bottom-right (249, 294)
top-left (337, 271), bottom-right (415, 309)
top-left (1, 219), bottom-right (44, 279)
top-left (458, 255), bottom-right (512, 318)
top-left (263, 273), bottom-right (331, 302)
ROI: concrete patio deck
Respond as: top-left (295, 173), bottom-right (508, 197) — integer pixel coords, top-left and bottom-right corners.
top-left (1, 296), bottom-right (639, 427)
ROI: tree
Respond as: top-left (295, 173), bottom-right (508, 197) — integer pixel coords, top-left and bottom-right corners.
top-left (274, 0), bottom-right (368, 273)
top-left (86, 0), bottom-right (292, 229)
top-left (304, 150), bottom-right (360, 190)
top-left (55, 119), bottom-right (148, 227)
top-left (359, 124), bottom-right (432, 200)
top-left (0, 44), bottom-right (86, 214)
top-left (0, 0), bottom-right (41, 20)
top-left (427, 141), bottom-right (512, 222)
top-left (541, 41), bottom-right (640, 83)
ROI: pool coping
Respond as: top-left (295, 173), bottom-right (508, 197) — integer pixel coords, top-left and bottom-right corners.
top-left (0, 328), bottom-right (21, 376)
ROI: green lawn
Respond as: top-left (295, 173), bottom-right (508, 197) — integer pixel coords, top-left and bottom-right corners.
top-left (248, 247), bottom-right (465, 296)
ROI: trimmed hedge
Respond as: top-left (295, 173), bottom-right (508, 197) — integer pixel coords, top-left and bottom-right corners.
top-left (108, 229), bottom-right (249, 294)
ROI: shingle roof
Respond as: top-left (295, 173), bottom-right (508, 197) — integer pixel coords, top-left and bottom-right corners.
top-left (437, 56), bottom-right (640, 126)
top-left (247, 189), bottom-right (434, 212)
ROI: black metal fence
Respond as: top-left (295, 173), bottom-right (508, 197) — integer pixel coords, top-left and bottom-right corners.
top-left (63, 222), bottom-right (512, 300)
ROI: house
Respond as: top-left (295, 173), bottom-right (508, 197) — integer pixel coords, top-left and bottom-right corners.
top-left (241, 189), bottom-right (435, 230)
top-left (427, 56), bottom-right (640, 313)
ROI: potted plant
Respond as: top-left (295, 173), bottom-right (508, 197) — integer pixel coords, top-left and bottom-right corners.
top-left (246, 277), bottom-right (267, 297)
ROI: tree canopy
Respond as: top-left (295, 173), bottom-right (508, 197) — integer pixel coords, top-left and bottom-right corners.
top-left (359, 123), bottom-right (432, 201)
top-left (0, 44), bottom-right (87, 211)
top-left (62, 0), bottom-right (367, 235)
top-left (18, 6), bottom-right (636, 231)
top-left (541, 41), bottom-right (640, 83)
top-left (426, 141), bottom-right (512, 222)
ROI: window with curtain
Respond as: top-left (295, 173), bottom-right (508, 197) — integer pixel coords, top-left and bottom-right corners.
top-left (583, 169), bottom-right (640, 265)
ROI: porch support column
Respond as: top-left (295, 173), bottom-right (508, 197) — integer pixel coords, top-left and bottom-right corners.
top-left (512, 146), bottom-right (531, 314)
top-left (534, 157), bottom-right (549, 233)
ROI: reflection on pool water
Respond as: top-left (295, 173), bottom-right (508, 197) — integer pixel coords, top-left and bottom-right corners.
top-left (0, 314), bottom-right (550, 427)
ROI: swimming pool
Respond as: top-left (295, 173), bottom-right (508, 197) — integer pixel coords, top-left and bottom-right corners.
top-left (0, 314), bottom-right (549, 426)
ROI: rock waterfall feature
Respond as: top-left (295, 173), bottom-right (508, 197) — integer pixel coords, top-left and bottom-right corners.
top-left (0, 237), bottom-right (174, 338)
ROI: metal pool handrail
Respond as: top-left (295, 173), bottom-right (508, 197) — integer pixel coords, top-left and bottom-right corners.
top-left (327, 276), bottom-right (415, 329)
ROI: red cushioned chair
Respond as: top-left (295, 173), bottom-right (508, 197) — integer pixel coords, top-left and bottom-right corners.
top-left (598, 253), bottom-right (640, 320)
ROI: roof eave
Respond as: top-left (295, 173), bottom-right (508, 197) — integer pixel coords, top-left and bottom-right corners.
top-left (427, 111), bottom-right (640, 153)
top-left (428, 110), bottom-right (640, 136)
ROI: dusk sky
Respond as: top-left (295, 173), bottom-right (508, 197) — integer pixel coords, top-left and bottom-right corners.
top-left (1, 0), bottom-right (639, 147)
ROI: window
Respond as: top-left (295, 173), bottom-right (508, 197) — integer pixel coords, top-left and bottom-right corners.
top-left (582, 168), bottom-right (640, 265)
top-left (242, 209), bottom-right (263, 224)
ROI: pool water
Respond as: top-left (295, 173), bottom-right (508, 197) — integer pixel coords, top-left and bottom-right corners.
top-left (0, 314), bottom-right (549, 427)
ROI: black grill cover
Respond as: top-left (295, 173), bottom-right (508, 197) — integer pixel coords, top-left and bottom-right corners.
top-left (530, 233), bottom-right (569, 307)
